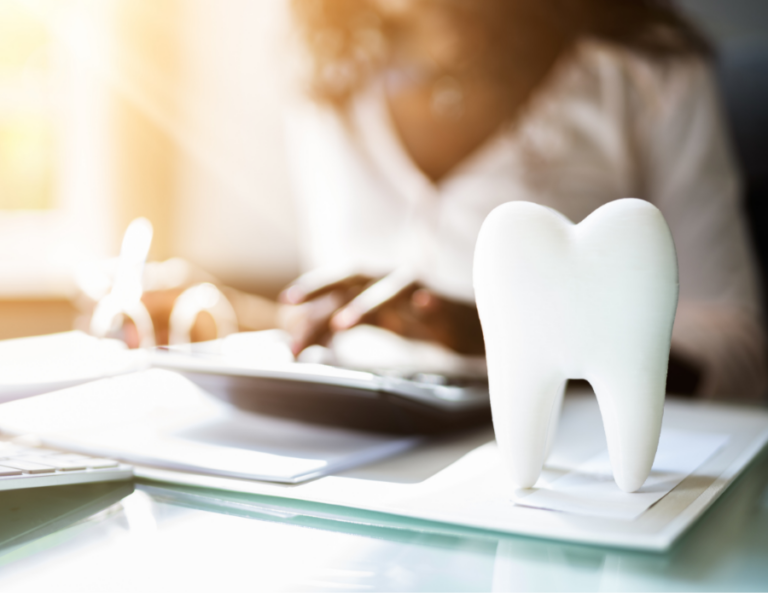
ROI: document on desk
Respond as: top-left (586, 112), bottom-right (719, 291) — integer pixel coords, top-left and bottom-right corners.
top-left (0, 331), bottom-right (146, 403)
top-left (514, 428), bottom-right (730, 520)
top-left (0, 369), bottom-right (420, 483)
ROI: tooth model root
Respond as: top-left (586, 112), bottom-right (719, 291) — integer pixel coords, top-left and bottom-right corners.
top-left (590, 365), bottom-right (667, 492)
top-left (491, 368), bottom-right (566, 490)
top-left (474, 199), bottom-right (678, 493)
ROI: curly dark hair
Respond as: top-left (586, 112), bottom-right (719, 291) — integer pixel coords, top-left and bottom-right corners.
top-left (292, 0), bottom-right (711, 107)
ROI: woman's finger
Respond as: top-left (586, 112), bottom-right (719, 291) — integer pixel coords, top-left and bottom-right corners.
top-left (329, 269), bottom-right (417, 331)
top-left (282, 278), bottom-right (377, 355)
top-left (281, 291), bottom-right (342, 355)
top-left (279, 270), bottom-right (372, 305)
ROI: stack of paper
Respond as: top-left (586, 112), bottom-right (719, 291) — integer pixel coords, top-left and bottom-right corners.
top-left (0, 369), bottom-right (420, 483)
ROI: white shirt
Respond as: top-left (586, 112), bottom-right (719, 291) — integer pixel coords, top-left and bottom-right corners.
top-left (286, 40), bottom-right (766, 399)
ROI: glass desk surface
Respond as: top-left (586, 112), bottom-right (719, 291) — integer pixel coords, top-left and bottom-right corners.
top-left (0, 446), bottom-right (765, 592)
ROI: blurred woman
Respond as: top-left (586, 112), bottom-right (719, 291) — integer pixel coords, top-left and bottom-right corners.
top-left (279, 0), bottom-right (766, 399)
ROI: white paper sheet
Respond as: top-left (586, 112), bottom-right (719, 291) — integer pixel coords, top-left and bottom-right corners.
top-left (515, 428), bottom-right (730, 520)
top-left (0, 331), bottom-right (146, 403)
top-left (0, 369), bottom-right (421, 483)
top-left (43, 410), bottom-right (421, 484)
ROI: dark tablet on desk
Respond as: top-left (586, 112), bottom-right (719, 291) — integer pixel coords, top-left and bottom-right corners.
top-left (151, 346), bottom-right (491, 435)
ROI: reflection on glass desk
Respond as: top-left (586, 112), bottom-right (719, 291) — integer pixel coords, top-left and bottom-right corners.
top-left (0, 448), bottom-right (765, 592)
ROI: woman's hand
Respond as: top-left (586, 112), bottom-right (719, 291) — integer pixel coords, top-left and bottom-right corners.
top-left (140, 287), bottom-right (186, 346)
top-left (278, 272), bottom-right (374, 356)
top-left (278, 270), bottom-right (485, 357)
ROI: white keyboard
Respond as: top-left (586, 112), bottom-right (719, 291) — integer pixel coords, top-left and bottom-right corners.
top-left (0, 442), bottom-right (132, 491)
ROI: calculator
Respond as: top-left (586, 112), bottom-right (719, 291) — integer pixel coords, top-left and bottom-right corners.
top-left (151, 346), bottom-right (491, 435)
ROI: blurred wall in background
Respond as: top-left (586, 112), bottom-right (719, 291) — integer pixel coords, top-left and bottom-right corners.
top-left (111, 0), bottom-right (179, 263)
top-left (679, 0), bottom-right (768, 44)
top-left (0, 0), bottom-right (115, 338)
top-left (171, 0), bottom-right (299, 297)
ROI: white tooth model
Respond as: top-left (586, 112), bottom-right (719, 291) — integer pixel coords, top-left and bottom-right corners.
top-left (473, 199), bottom-right (678, 492)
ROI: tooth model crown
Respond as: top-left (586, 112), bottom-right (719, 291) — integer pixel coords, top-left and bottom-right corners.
top-left (473, 199), bottom-right (679, 493)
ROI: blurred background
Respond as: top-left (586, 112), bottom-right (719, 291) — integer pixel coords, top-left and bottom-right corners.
top-left (0, 0), bottom-right (765, 341)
